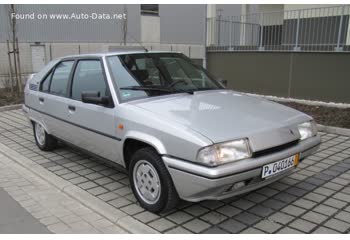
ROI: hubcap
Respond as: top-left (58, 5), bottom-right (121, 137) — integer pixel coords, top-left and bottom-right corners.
top-left (35, 123), bottom-right (46, 146)
top-left (133, 160), bottom-right (161, 204)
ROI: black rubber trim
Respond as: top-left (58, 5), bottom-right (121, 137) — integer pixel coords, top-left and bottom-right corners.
top-left (26, 104), bottom-right (122, 141)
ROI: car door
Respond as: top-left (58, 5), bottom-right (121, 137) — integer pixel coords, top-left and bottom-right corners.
top-left (65, 58), bottom-right (121, 163)
top-left (38, 60), bottom-right (75, 140)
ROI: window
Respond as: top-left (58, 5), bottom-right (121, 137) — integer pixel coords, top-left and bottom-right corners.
top-left (107, 53), bottom-right (222, 102)
top-left (141, 4), bottom-right (159, 16)
top-left (49, 61), bottom-right (74, 97)
top-left (71, 60), bottom-right (108, 101)
top-left (41, 71), bottom-right (53, 93)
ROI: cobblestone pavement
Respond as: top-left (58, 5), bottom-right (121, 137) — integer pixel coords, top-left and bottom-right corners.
top-left (0, 109), bottom-right (350, 234)
top-left (0, 142), bottom-right (127, 233)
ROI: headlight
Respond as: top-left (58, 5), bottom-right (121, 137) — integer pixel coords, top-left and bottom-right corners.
top-left (298, 120), bottom-right (317, 140)
top-left (196, 138), bottom-right (251, 167)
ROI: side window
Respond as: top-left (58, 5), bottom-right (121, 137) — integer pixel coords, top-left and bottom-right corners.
top-left (71, 60), bottom-right (108, 101)
top-left (41, 71), bottom-right (52, 93)
top-left (49, 61), bottom-right (74, 97)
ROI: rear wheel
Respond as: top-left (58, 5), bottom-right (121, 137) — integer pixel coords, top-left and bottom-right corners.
top-left (33, 122), bottom-right (57, 151)
top-left (129, 147), bottom-right (179, 213)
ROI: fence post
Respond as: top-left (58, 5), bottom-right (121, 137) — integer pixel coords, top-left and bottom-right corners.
top-left (294, 10), bottom-right (301, 51)
top-left (259, 12), bottom-right (264, 51)
top-left (335, 5), bottom-right (345, 51)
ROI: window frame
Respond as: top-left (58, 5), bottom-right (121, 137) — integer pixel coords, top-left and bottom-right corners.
top-left (39, 59), bottom-right (76, 98)
top-left (140, 4), bottom-right (159, 16)
top-left (68, 57), bottom-right (115, 108)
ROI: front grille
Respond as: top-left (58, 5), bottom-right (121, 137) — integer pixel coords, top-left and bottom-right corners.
top-left (252, 140), bottom-right (299, 158)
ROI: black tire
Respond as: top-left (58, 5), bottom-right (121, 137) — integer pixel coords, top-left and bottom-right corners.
top-left (129, 147), bottom-right (179, 213)
top-left (33, 121), bottom-right (57, 151)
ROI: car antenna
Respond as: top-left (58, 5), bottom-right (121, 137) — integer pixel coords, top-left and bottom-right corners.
top-left (126, 33), bottom-right (149, 53)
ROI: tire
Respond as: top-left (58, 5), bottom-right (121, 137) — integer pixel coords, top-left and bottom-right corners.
top-left (129, 147), bottom-right (179, 213)
top-left (33, 121), bottom-right (57, 151)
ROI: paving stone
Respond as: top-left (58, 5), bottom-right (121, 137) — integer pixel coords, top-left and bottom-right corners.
top-left (323, 198), bottom-right (347, 209)
top-left (324, 219), bottom-right (350, 233)
top-left (87, 186), bottom-right (108, 196)
top-left (262, 198), bottom-right (288, 210)
top-left (202, 227), bottom-right (228, 234)
top-left (77, 181), bottom-right (98, 190)
top-left (216, 205), bottom-right (242, 217)
top-left (231, 199), bottom-right (255, 210)
top-left (120, 204), bottom-right (144, 215)
top-left (281, 205), bottom-right (306, 216)
top-left (219, 219), bottom-right (247, 233)
top-left (94, 177), bottom-right (114, 185)
top-left (165, 226), bottom-right (192, 234)
top-left (200, 200), bottom-right (224, 210)
top-left (301, 211), bottom-right (328, 224)
top-left (277, 227), bottom-right (303, 234)
top-left (312, 226), bottom-right (340, 234)
top-left (166, 211), bottom-right (193, 224)
top-left (288, 219), bottom-right (317, 233)
top-left (254, 219), bottom-right (282, 233)
top-left (273, 192), bottom-right (298, 203)
top-left (108, 198), bottom-right (131, 208)
top-left (97, 192), bottom-right (119, 201)
top-left (268, 212), bottom-right (295, 225)
top-left (304, 192), bottom-right (327, 202)
top-left (200, 211), bottom-right (227, 225)
top-left (313, 204), bottom-right (338, 216)
top-left (183, 205), bottom-right (209, 216)
top-left (149, 218), bottom-right (176, 232)
top-left (333, 192), bottom-right (350, 202)
top-left (134, 211), bottom-right (160, 223)
top-left (245, 192), bottom-right (268, 203)
top-left (183, 219), bottom-right (210, 233)
top-left (69, 176), bottom-right (88, 185)
top-left (334, 211), bottom-right (350, 223)
top-left (248, 204), bottom-right (274, 217)
top-left (234, 212), bottom-right (261, 225)
top-left (240, 227), bottom-right (265, 234)
top-left (293, 198), bottom-right (317, 209)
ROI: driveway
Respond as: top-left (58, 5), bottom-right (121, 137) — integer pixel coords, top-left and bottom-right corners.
top-left (0, 109), bottom-right (350, 233)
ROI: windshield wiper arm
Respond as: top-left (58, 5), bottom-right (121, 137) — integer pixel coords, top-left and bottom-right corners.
top-left (120, 86), bottom-right (174, 92)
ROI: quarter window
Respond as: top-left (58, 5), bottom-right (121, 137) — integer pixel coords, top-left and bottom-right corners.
top-left (71, 60), bottom-right (108, 101)
top-left (49, 61), bottom-right (74, 97)
top-left (41, 71), bottom-right (52, 93)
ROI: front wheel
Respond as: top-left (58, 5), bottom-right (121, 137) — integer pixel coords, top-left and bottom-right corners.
top-left (129, 147), bottom-right (179, 213)
top-left (33, 122), bottom-right (57, 151)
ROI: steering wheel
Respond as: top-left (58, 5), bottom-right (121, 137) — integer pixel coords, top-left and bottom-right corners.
top-left (169, 79), bottom-right (188, 88)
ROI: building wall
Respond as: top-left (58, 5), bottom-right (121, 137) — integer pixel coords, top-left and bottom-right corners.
top-left (207, 51), bottom-right (350, 103)
top-left (0, 4), bottom-right (141, 43)
top-left (159, 4), bottom-right (206, 45)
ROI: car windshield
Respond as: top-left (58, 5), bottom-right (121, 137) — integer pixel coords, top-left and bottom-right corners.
top-left (107, 53), bottom-right (223, 102)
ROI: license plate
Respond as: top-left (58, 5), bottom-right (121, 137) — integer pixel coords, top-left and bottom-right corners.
top-left (261, 154), bottom-right (300, 179)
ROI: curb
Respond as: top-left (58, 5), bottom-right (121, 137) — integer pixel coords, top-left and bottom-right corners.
top-left (0, 104), bottom-right (22, 112)
top-left (0, 142), bottom-right (159, 234)
top-left (317, 124), bottom-right (350, 137)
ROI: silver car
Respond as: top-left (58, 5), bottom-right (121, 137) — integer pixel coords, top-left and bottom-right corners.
top-left (23, 51), bottom-right (321, 213)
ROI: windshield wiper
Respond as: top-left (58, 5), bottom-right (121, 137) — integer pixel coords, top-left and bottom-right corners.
top-left (120, 86), bottom-right (174, 92)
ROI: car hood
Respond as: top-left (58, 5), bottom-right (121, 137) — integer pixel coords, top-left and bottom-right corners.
top-left (128, 90), bottom-right (310, 152)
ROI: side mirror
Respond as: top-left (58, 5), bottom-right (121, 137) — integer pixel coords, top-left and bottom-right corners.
top-left (81, 91), bottom-right (110, 106)
top-left (219, 79), bottom-right (228, 87)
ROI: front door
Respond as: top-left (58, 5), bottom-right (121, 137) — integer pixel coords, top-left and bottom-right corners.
top-left (65, 59), bottom-right (121, 164)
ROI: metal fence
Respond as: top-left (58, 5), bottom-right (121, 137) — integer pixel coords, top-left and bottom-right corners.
top-left (207, 5), bottom-right (350, 52)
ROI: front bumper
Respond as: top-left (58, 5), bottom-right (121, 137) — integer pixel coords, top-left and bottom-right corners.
top-left (163, 135), bottom-right (321, 202)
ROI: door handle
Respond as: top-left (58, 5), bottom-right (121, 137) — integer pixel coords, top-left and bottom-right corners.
top-left (68, 105), bottom-right (76, 111)
top-left (39, 97), bottom-right (44, 103)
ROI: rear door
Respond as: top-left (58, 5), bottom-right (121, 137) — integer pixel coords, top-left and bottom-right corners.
top-left (65, 58), bottom-right (121, 163)
top-left (39, 60), bottom-right (75, 140)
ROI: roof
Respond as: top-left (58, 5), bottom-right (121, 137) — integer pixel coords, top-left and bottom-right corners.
top-left (60, 50), bottom-right (180, 60)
